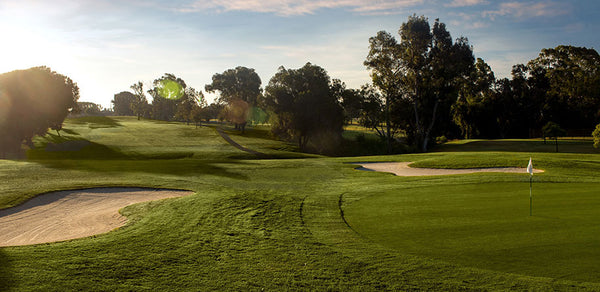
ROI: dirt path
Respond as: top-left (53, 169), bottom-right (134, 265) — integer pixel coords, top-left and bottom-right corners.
top-left (0, 188), bottom-right (193, 247)
top-left (353, 162), bottom-right (544, 176)
top-left (215, 127), bottom-right (267, 157)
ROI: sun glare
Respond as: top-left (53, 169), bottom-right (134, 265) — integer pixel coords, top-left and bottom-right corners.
top-left (0, 20), bottom-right (76, 76)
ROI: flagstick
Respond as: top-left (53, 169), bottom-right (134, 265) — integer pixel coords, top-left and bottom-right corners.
top-left (529, 175), bottom-right (532, 216)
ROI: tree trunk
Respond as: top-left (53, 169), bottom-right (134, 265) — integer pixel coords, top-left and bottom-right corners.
top-left (422, 98), bottom-right (440, 152)
top-left (412, 99), bottom-right (423, 149)
top-left (385, 94), bottom-right (391, 154)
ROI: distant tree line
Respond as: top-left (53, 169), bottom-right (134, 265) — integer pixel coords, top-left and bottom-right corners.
top-left (1, 15), bottom-right (597, 158)
top-left (110, 15), bottom-right (600, 154)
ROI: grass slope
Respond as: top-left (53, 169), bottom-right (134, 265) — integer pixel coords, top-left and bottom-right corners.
top-left (0, 116), bottom-right (599, 290)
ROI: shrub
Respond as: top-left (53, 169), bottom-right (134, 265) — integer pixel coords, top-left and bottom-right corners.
top-left (593, 124), bottom-right (600, 148)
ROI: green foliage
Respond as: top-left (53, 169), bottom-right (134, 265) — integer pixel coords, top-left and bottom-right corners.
top-left (111, 91), bottom-right (136, 116)
top-left (542, 121), bottom-right (566, 138)
top-left (542, 121), bottom-right (566, 152)
top-left (129, 82), bottom-right (150, 120)
top-left (148, 74), bottom-right (188, 121)
top-left (75, 102), bottom-right (103, 116)
top-left (356, 84), bottom-right (389, 140)
top-left (174, 87), bottom-right (204, 124)
top-left (0, 66), bottom-right (79, 157)
top-left (205, 67), bottom-right (263, 132)
top-left (451, 58), bottom-right (495, 139)
top-left (435, 135), bottom-right (448, 144)
top-left (365, 16), bottom-right (475, 152)
top-left (205, 66), bottom-right (262, 106)
top-left (195, 103), bottom-right (224, 122)
top-left (529, 45), bottom-right (600, 129)
top-left (264, 63), bottom-right (344, 153)
top-left (331, 79), bottom-right (362, 124)
top-left (593, 123), bottom-right (600, 148)
top-left (364, 30), bottom-right (401, 150)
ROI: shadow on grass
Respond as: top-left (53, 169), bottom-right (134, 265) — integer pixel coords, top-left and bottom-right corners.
top-left (30, 134), bottom-right (197, 161)
top-left (68, 116), bottom-right (123, 128)
top-left (33, 158), bottom-right (252, 181)
top-left (434, 139), bottom-right (600, 154)
top-left (0, 249), bottom-right (12, 290)
top-left (27, 134), bottom-right (253, 180)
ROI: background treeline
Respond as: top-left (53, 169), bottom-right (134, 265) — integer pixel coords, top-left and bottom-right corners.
top-left (2, 15), bottom-right (598, 157)
top-left (360, 15), bottom-right (600, 152)
top-left (111, 16), bottom-right (600, 154)
top-left (452, 45), bottom-right (600, 140)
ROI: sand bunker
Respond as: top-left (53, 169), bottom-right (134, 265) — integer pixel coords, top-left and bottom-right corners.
top-left (354, 162), bottom-right (544, 177)
top-left (0, 188), bottom-right (193, 247)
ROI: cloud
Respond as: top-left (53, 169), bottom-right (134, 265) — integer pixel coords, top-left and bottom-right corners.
top-left (445, 0), bottom-right (487, 8)
top-left (483, 1), bottom-right (570, 20)
top-left (176, 0), bottom-right (424, 16)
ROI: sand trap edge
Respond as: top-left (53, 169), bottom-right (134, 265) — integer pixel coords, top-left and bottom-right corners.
top-left (0, 187), bottom-right (194, 247)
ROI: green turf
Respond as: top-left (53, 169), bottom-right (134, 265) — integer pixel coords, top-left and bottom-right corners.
top-left (343, 181), bottom-right (600, 282)
top-left (1, 116), bottom-right (599, 290)
top-left (436, 138), bottom-right (600, 154)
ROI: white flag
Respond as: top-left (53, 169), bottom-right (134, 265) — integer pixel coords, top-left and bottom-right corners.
top-left (527, 157), bottom-right (533, 176)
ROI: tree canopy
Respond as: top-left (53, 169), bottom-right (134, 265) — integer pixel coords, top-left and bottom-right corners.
top-left (0, 66), bottom-right (79, 157)
top-left (365, 16), bottom-right (474, 152)
top-left (264, 63), bottom-right (344, 153)
top-left (205, 66), bottom-right (262, 105)
top-left (100, 14), bottom-right (600, 154)
top-left (148, 74), bottom-right (187, 121)
top-left (112, 91), bottom-right (136, 116)
top-left (205, 67), bottom-right (262, 132)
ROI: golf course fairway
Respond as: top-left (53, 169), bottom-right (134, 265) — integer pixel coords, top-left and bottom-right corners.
top-left (1, 116), bottom-right (599, 290)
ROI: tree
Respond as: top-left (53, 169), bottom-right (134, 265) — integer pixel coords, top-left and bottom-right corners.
top-left (130, 82), bottom-right (149, 120)
top-left (542, 121), bottom-right (566, 152)
top-left (364, 30), bottom-right (403, 152)
top-left (365, 16), bottom-right (474, 152)
top-left (112, 91), bottom-right (136, 116)
top-left (148, 74), bottom-right (187, 121)
top-left (356, 84), bottom-right (387, 139)
top-left (528, 46), bottom-right (600, 129)
top-left (264, 63), bottom-right (344, 153)
top-left (76, 102), bottom-right (103, 117)
top-left (409, 19), bottom-right (474, 151)
top-left (174, 87), bottom-right (204, 125)
top-left (196, 102), bottom-right (225, 122)
top-left (205, 66), bottom-right (263, 132)
top-left (593, 123), bottom-right (600, 148)
top-left (0, 66), bottom-right (79, 157)
top-left (451, 58), bottom-right (495, 138)
top-left (331, 79), bottom-right (362, 124)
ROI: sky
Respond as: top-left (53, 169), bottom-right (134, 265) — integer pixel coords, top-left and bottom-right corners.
top-left (0, 0), bottom-right (598, 108)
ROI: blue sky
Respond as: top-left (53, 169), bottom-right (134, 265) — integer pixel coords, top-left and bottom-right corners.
top-left (0, 0), bottom-right (598, 108)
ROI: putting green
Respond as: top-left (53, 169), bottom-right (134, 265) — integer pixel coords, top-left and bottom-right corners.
top-left (343, 182), bottom-right (600, 282)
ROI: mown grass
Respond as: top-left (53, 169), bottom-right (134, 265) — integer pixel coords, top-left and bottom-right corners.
top-left (436, 138), bottom-right (600, 154)
top-left (1, 116), bottom-right (599, 290)
top-left (344, 181), bottom-right (600, 282)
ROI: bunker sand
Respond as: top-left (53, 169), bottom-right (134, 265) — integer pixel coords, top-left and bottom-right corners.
top-left (0, 188), bottom-right (193, 247)
top-left (354, 162), bottom-right (544, 176)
